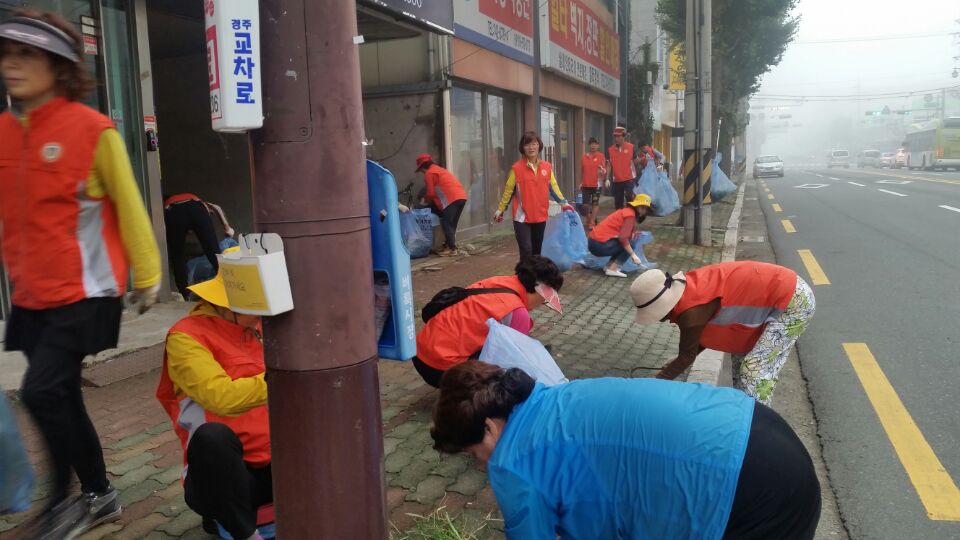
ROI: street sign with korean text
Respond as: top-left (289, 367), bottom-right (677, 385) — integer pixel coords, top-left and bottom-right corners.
top-left (204, 0), bottom-right (262, 133)
top-left (453, 0), bottom-right (534, 64)
top-left (540, 0), bottom-right (620, 96)
top-left (668, 43), bottom-right (685, 91)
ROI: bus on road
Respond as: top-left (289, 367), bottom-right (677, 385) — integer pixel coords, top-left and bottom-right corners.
top-left (904, 117), bottom-right (960, 171)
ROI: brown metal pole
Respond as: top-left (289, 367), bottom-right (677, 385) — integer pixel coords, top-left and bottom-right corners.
top-left (251, 1), bottom-right (386, 538)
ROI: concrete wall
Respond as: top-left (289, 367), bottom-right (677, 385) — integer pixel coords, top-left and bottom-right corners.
top-left (363, 93), bottom-right (443, 201)
top-left (360, 35), bottom-right (431, 89)
top-left (152, 54), bottom-right (255, 236)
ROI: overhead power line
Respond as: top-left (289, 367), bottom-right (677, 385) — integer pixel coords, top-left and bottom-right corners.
top-left (754, 84), bottom-right (960, 102)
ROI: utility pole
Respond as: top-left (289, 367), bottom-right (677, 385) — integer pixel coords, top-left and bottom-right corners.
top-left (252, 1), bottom-right (386, 538)
top-left (533, 0), bottom-right (542, 134)
top-left (682, 0), bottom-right (712, 245)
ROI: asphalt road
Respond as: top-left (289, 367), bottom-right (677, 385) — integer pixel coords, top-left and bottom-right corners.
top-left (755, 165), bottom-right (960, 539)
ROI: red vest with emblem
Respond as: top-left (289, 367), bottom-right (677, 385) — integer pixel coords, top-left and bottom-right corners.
top-left (668, 262), bottom-right (798, 353)
top-left (639, 146), bottom-right (656, 168)
top-left (416, 275), bottom-right (529, 371)
top-left (164, 193), bottom-right (202, 208)
top-left (589, 207), bottom-right (636, 243)
top-left (0, 98), bottom-right (127, 310)
top-left (581, 152), bottom-right (604, 188)
top-left (156, 313), bottom-right (271, 467)
top-left (509, 159), bottom-right (554, 223)
top-left (608, 142), bottom-right (636, 182)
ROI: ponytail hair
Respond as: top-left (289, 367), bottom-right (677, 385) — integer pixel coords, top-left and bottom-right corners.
top-left (431, 362), bottom-right (535, 454)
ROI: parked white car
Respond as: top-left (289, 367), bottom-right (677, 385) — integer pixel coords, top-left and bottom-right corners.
top-left (753, 155), bottom-right (784, 178)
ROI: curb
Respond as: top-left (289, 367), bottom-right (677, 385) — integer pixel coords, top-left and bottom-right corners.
top-left (685, 182), bottom-right (745, 386)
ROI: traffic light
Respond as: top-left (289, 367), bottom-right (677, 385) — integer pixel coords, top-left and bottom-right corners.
top-left (864, 111), bottom-right (881, 116)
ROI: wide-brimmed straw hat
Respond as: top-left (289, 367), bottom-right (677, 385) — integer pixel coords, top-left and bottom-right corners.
top-left (630, 269), bottom-right (686, 324)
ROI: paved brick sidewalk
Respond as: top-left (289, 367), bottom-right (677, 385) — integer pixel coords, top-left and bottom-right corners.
top-left (1, 201), bottom-right (728, 539)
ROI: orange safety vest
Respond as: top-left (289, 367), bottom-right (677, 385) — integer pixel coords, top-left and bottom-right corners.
top-left (156, 313), bottom-right (271, 468)
top-left (424, 164), bottom-right (467, 209)
top-left (0, 97), bottom-right (128, 310)
top-left (589, 207), bottom-right (636, 243)
top-left (416, 275), bottom-right (529, 371)
top-left (668, 262), bottom-right (798, 353)
top-left (608, 142), bottom-right (637, 182)
top-left (639, 146), bottom-right (656, 168)
top-left (509, 159), bottom-right (554, 223)
top-left (164, 193), bottom-right (202, 208)
top-left (581, 152), bottom-right (604, 188)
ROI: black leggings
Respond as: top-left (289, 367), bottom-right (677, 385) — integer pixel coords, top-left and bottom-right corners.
top-left (513, 220), bottom-right (547, 259)
top-left (437, 200), bottom-right (466, 249)
top-left (724, 403), bottom-right (822, 539)
top-left (164, 199), bottom-right (221, 299)
top-left (184, 423), bottom-right (273, 540)
top-left (611, 180), bottom-right (634, 209)
top-left (10, 298), bottom-right (123, 504)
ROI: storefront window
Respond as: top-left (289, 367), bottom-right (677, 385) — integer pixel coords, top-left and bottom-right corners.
top-left (541, 104), bottom-right (574, 197)
top-left (486, 93), bottom-right (521, 224)
top-left (450, 87), bottom-right (485, 230)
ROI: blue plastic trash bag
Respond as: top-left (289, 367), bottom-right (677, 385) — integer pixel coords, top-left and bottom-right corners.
top-left (542, 211), bottom-right (588, 272)
top-left (636, 161), bottom-right (680, 216)
top-left (636, 160), bottom-right (658, 195)
top-left (479, 319), bottom-right (568, 386)
top-left (581, 232), bottom-right (658, 272)
top-left (186, 237), bottom-right (241, 286)
top-left (711, 152), bottom-right (737, 202)
top-left (1, 393), bottom-right (34, 514)
top-left (399, 208), bottom-right (434, 258)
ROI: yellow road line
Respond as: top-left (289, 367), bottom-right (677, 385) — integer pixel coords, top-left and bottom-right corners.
top-left (797, 249), bottom-right (830, 285)
top-left (843, 343), bottom-right (960, 521)
top-left (772, 203), bottom-right (782, 212)
top-left (781, 219), bottom-right (796, 233)
top-left (767, 194), bottom-right (775, 200)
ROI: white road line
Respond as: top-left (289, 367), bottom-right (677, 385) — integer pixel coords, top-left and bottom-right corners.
top-left (939, 205), bottom-right (960, 214)
top-left (878, 189), bottom-right (908, 197)
top-left (814, 173), bottom-right (825, 178)
top-left (828, 177), bottom-right (841, 181)
top-left (848, 181), bottom-right (866, 187)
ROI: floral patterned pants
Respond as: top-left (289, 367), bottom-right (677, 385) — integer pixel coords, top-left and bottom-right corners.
top-left (731, 277), bottom-right (815, 405)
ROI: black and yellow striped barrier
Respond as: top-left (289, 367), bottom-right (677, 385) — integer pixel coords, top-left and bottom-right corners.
top-left (682, 148), bottom-right (713, 205)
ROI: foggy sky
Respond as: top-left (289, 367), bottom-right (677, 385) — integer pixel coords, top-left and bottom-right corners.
top-left (749, 0), bottom-right (960, 160)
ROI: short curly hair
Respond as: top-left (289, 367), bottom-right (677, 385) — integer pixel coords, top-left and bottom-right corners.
top-left (1, 9), bottom-right (94, 101)
top-left (514, 255), bottom-right (563, 293)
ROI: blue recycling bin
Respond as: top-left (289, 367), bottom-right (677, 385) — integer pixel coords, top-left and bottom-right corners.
top-left (367, 160), bottom-right (416, 361)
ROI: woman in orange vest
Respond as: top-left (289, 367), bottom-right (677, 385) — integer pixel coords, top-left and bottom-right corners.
top-left (157, 247), bottom-right (272, 540)
top-left (494, 131), bottom-right (574, 259)
top-left (415, 154), bottom-right (468, 256)
top-left (0, 11), bottom-right (160, 538)
top-left (579, 137), bottom-right (606, 229)
top-left (587, 194), bottom-right (652, 278)
top-left (629, 262), bottom-right (816, 404)
top-left (606, 126), bottom-right (640, 209)
top-left (413, 255), bottom-right (564, 387)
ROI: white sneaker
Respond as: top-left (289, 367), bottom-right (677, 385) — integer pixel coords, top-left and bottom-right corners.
top-left (604, 268), bottom-right (628, 278)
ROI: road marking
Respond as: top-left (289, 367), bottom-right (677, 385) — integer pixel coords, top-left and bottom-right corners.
top-left (828, 177), bottom-right (841, 181)
top-left (814, 173), bottom-right (825, 178)
top-left (877, 179), bottom-right (913, 185)
top-left (848, 181), bottom-right (866, 187)
top-left (767, 194), bottom-right (775, 200)
top-left (843, 343), bottom-right (960, 521)
top-left (939, 205), bottom-right (960, 214)
top-left (794, 184), bottom-right (829, 189)
top-left (878, 189), bottom-right (908, 197)
top-left (772, 203), bottom-right (782, 212)
top-left (850, 168), bottom-right (960, 186)
top-left (764, 187), bottom-right (770, 192)
top-left (781, 219), bottom-right (796, 233)
top-left (797, 249), bottom-right (830, 285)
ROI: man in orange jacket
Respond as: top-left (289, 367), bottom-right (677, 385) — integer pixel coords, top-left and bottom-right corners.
top-left (157, 249), bottom-right (271, 540)
top-left (416, 154), bottom-right (468, 257)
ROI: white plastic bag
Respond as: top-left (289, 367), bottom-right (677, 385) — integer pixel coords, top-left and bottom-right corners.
top-left (479, 319), bottom-right (568, 386)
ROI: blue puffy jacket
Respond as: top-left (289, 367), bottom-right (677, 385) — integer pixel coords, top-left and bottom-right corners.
top-left (488, 378), bottom-right (754, 539)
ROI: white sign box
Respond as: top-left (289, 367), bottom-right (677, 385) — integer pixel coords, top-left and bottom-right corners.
top-left (204, 0), bottom-right (263, 133)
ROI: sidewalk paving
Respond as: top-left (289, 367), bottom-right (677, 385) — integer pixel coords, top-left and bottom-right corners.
top-left (0, 194), bottom-right (735, 539)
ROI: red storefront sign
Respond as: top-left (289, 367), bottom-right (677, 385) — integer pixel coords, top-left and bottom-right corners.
top-left (548, 0), bottom-right (619, 78)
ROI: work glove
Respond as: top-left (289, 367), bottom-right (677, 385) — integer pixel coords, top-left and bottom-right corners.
top-left (494, 210), bottom-right (504, 223)
top-left (631, 254), bottom-right (642, 266)
top-left (131, 283), bottom-right (160, 315)
top-left (561, 203), bottom-right (575, 213)
top-left (604, 179), bottom-right (611, 190)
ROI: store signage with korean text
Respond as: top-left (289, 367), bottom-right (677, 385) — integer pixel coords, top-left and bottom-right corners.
top-left (453, 0), bottom-right (534, 64)
top-left (541, 0), bottom-right (620, 96)
top-left (204, 0), bottom-right (262, 133)
top-left (362, 0), bottom-right (454, 34)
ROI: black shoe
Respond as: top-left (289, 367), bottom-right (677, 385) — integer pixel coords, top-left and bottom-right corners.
top-left (202, 516), bottom-right (220, 534)
top-left (33, 497), bottom-right (88, 540)
top-left (81, 484), bottom-right (122, 534)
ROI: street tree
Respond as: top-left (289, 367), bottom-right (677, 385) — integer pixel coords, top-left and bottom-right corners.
top-left (656, 0), bottom-right (799, 173)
